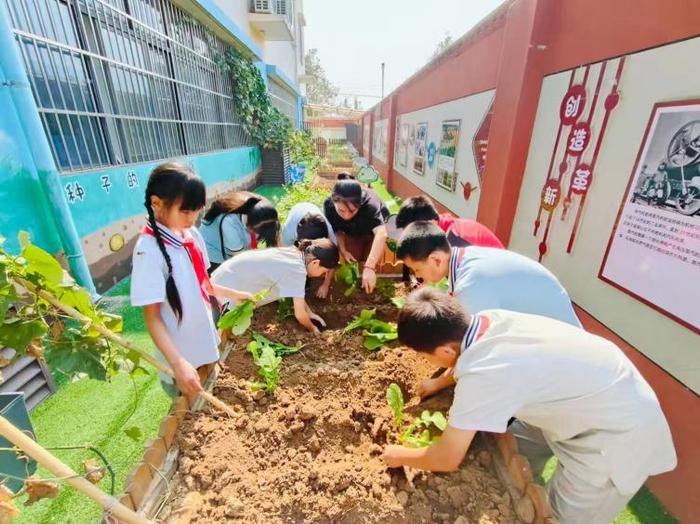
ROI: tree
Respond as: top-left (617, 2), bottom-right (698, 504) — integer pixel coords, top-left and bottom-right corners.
top-left (304, 48), bottom-right (339, 105)
top-left (430, 32), bottom-right (454, 60)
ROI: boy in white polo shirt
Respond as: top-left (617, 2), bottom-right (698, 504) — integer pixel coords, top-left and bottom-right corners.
top-left (383, 288), bottom-right (676, 523)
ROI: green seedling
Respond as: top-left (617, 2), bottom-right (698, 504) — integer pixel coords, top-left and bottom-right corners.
top-left (276, 297), bottom-right (294, 322)
top-left (335, 262), bottom-right (361, 296)
top-left (247, 339), bottom-right (281, 394)
top-left (386, 383), bottom-right (404, 428)
top-left (251, 332), bottom-right (303, 357)
top-left (375, 279), bottom-right (396, 300)
top-left (400, 410), bottom-right (448, 448)
top-left (390, 296), bottom-right (406, 309)
top-left (344, 309), bottom-right (398, 350)
top-left (217, 289), bottom-right (268, 334)
top-left (385, 383), bottom-right (447, 448)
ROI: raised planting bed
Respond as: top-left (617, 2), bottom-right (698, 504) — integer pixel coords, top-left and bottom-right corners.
top-left (119, 282), bottom-right (552, 523)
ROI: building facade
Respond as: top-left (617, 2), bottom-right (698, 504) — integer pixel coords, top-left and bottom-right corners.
top-left (0, 0), bottom-right (305, 293)
top-left (360, 1), bottom-right (700, 520)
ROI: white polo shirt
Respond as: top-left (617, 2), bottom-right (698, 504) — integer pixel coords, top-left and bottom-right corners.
top-left (130, 224), bottom-right (219, 380)
top-left (448, 247), bottom-right (582, 327)
top-left (211, 247), bottom-right (307, 307)
top-left (450, 310), bottom-right (676, 494)
top-left (280, 203), bottom-right (337, 247)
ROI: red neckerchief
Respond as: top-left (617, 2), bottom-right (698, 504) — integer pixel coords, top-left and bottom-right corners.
top-left (143, 225), bottom-right (213, 309)
top-left (250, 231), bottom-right (257, 249)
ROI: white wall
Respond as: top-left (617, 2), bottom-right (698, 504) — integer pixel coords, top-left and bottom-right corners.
top-left (392, 90), bottom-right (495, 218)
top-left (211, 0), bottom-right (255, 41)
top-left (509, 37), bottom-right (700, 392)
top-left (264, 41), bottom-right (298, 82)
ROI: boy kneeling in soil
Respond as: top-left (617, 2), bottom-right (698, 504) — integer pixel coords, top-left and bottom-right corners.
top-left (383, 288), bottom-right (676, 524)
top-left (397, 221), bottom-right (581, 398)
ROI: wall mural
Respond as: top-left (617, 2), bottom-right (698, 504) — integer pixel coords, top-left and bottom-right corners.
top-left (600, 99), bottom-right (700, 333)
top-left (436, 119), bottom-right (461, 191)
top-left (534, 57), bottom-right (626, 260)
top-left (413, 122), bottom-right (428, 175)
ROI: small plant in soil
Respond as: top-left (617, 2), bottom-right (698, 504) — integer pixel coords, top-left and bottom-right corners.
top-left (386, 383), bottom-right (448, 447)
top-left (344, 309), bottom-right (398, 350)
top-left (251, 332), bottom-right (303, 357)
top-left (335, 262), bottom-right (361, 296)
top-left (217, 289), bottom-right (268, 334)
top-left (247, 338), bottom-right (282, 394)
top-left (375, 278), bottom-right (396, 301)
top-left (276, 298), bottom-right (294, 322)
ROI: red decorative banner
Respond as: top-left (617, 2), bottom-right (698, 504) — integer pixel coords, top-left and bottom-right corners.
top-left (534, 58), bottom-right (626, 261)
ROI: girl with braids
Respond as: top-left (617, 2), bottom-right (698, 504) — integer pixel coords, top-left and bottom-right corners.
top-left (198, 191), bottom-right (280, 273)
top-left (211, 238), bottom-right (339, 334)
top-left (130, 163), bottom-right (254, 400)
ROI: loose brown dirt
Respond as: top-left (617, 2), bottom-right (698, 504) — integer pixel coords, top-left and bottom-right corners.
top-left (163, 284), bottom-right (519, 523)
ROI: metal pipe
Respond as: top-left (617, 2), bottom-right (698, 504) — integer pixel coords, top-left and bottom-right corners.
top-left (0, 1), bottom-right (97, 295)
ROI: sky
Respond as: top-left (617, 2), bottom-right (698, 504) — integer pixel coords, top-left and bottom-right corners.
top-left (303, 0), bottom-right (506, 109)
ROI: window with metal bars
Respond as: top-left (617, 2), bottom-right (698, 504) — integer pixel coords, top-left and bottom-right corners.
top-left (3, 0), bottom-right (252, 174)
top-left (268, 77), bottom-right (296, 121)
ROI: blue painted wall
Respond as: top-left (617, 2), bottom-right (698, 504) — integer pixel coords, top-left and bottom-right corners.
top-left (62, 146), bottom-right (261, 238)
top-left (0, 79), bottom-right (62, 255)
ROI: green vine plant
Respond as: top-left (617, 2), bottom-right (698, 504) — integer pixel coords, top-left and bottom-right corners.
top-left (213, 48), bottom-right (293, 150)
top-left (0, 233), bottom-right (135, 383)
top-left (386, 383), bottom-right (447, 448)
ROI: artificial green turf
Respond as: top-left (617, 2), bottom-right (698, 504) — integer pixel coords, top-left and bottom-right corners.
top-left (255, 184), bottom-right (290, 204)
top-left (16, 278), bottom-right (171, 524)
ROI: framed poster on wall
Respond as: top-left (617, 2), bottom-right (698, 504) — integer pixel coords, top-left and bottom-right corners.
top-left (436, 119), bottom-right (461, 191)
top-left (413, 122), bottom-right (428, 175)
top-left (599, 100), bottom-right (700, 333)
top-left (399, 123), bottom-right (409, 167)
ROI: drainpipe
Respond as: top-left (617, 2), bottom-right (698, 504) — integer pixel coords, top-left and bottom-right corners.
top-left (0, 7), bottom-right (97, 295)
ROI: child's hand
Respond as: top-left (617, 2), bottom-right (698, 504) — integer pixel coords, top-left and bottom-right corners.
top-left (309, 312), bottom-right (326, 328)
top-left (172, 359), bottom-right (203, 397)
top-left (340, 248), bottom-right (357, 263)
top-left (417, 377), bottom-right (443, 399)
top-left (233, 290), bottom-right (256, 303)
top-left (382, 445), bottom-right (406, 468)
top-left (316, 282), bottom-right (331, 299)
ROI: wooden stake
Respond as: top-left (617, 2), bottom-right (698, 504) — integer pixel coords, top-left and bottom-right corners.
top-left (16, 278), bottom-right (237, 417)
top-left (0, 416), bottom-right (151, 524)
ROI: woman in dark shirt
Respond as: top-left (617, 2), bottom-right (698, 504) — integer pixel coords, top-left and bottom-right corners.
top-left (323, 179), bottom-right (390, 294)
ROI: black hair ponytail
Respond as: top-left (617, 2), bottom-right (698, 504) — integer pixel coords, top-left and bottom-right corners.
top-left (144, 162), bottom-right (206, 323)
top-left (297, 238), bottom-right (340, 269)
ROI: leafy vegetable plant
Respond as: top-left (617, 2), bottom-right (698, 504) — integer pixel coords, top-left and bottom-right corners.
top-left (344, 309), bottom-right (397, 350)
top-left (335, 262), bottom-right (361, 296)
top-left (375, 279), bottom-right (396, 300)
top-left (276, 297), bottom-right (295, 322)
top-left (385, 383), bottom-right (447, 448)
top-left (251, 332), bottom-right (303, 357)
top-left (247, 339), bottom-right (282, 394)
top-left (386, 383), bottom-right (404, 427)
top-left (217, 289), bottom-right (268, 335)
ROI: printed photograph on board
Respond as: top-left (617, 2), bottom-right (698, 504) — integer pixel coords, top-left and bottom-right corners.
top-left (413, 122), bottom-right (428, 175)
top-left (600, 101), bottom-right (700, 333)
top-left (399, 123), bottom-right (409, 167)
top-left (436, 119), bottom-right (461, 191)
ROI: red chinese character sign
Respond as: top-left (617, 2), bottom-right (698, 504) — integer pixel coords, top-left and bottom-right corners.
top-left (566, 122), bottom-right (591, 156)
top-left (560, 84), bottom-right (586, 125)
top-left (533, 58), bottom-right (626, 261)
